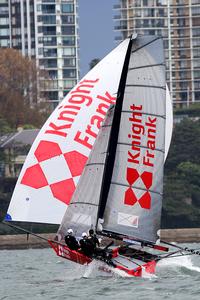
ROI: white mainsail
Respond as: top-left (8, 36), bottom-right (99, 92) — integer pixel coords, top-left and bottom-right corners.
top-left (102, 36), bottom-right (166, 243)
top-left (5, 38), bottom-right (130, 224)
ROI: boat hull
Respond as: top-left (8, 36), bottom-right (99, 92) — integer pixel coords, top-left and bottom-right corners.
top-left (48, 240), bottom-right (157, 277)
top-left (48, 240), bottom-right (92, 265)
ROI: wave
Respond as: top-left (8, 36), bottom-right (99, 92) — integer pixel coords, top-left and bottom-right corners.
top-left (82, 260), bottom-right (156, 279)
top-left (157, 254), bottom-right (200, 273)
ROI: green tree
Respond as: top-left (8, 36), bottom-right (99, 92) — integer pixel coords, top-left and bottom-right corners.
top-left (0, 117), bottom-right (13, 134)
top-left (177, 161), bottom-right (200, 187)
top-left (89, 58), bottom-right (100, 70)
top-left (162, 117), bottom-right (200, 228)
top-left (165, 118), bottom-right (200, 172)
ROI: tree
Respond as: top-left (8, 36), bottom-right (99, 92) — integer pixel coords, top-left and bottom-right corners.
top-left (165, 118), bottom-right (200, 172)
top-left (162, 118), bottom-right (200, 228)
top-left (89, 58), bottom-right (100, 70)
top-left (0, 48), bottom-right (50, 129)
top-left (0, 116), bottom-right (12, 134)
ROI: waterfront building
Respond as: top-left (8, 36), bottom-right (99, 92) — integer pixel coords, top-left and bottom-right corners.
top-left (113, 0), bottom-right (200, 106)
top-left (0, 0), bottom-right (79, 109)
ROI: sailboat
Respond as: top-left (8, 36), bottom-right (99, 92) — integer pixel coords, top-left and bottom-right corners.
top-left (5, 34), bottom-right (188, 277)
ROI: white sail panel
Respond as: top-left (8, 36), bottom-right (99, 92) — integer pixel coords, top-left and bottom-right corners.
top-left (102, 36), bottom-right (166, 243)
top-left (5, 38), bottom-right (130, 224)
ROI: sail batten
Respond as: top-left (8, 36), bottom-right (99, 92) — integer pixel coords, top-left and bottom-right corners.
top-left (70, 202), bottom-right (98, 206)
top-left (126, 84), bottom-right (166, 89)
top-left (122, 111), bottom-right (166, 119)
top-left (86, 163), bottom-right (105, 166)
top-left (110, 182), bottom-right (163, 195)
top-left (131, 36), bottom-right (162, 53)
top-left (117, 143), bottom-right (165, 153)
top-left (129, 63), bottom-right (165, 70)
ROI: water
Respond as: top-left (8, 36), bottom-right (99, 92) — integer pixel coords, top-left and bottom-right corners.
top-left (1, 244), bottom-right (200, 300)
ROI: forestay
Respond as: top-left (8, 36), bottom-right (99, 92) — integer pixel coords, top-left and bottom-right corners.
top-left (101, 36), bottom-right (166, 243)
top-left (5, 39), bottom-right (130, 224)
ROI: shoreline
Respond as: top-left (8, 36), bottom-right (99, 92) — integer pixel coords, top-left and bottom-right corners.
top-left (1, 228), bottom-right (200, 250)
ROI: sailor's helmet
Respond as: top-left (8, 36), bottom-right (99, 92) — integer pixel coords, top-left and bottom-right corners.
top-left (82, 232), bottom-right (87, 238)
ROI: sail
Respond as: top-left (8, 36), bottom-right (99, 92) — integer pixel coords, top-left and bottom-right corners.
top-left (165, 85), bottom-right (173, 161)
top-left (101, 36), bottom-right (166, 243)
top-left (5, 38), bottom-right (130, 224)
top-left (56, 107), bottom-right (114, 240)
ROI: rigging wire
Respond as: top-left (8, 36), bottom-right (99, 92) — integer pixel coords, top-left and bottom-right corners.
top-left (2, 221), bottom-right (49, 242)
top-left (161, 240), bottom-right (200, 256)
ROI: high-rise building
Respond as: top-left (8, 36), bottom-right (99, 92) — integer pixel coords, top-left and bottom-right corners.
top-left (113, 0), bottom-right (200, 106)
top-left (0, 0), bottom-right (79, 109)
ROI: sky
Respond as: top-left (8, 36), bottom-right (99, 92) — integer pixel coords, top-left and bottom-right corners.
top-left (78, 0), bottom-right (116, 77)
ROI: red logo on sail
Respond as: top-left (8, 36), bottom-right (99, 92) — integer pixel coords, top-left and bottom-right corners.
top-left (21, 140), bottom-right (87, 205)
top-left (124, 168), bottom-right (153, 209)
top-left (124, 103), bottom-right (157, 210)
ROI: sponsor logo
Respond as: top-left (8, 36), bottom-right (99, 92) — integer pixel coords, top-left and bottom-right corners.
top-left (58, 245), bottom-right (70, 258)
top-left (124, 104), bottom-right (157, 210)
top-left (45, 78), bottom-right (116, 150)
top-left (20, 78), bottom-right (116, 205)
top-left (21, 142), bottom-right (87, 205)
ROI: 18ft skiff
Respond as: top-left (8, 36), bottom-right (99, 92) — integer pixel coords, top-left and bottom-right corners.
top-left (5, 34), bottom-right (199, 277)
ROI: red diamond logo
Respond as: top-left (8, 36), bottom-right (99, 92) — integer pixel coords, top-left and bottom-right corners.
top-left (126, 167), bottom-right (139, 186)
top-left (138, 192), bottom-right (151, 209)
top-left (140, 171), bottom-right (153, 189)
top-left (21, 164), bottom-right (48, 189)
top-left (124, 168), bottom-right (153, 210)
top-left (124, 188), bottom-right (138, 206)
top-left (50, 178), bottom-right (76, 205)
top-left (35, 140), bottom-right (62, 162)
top-left (64, 151), bottom-right (87, 177)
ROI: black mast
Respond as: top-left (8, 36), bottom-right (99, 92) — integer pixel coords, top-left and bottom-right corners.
top-left (96, 36), bottom-right (133, 224)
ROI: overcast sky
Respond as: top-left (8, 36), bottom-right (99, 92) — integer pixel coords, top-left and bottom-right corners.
top-left (78, 0), bottom-right (116, 77)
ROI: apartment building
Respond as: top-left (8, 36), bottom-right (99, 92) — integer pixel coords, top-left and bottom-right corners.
top-left (113, 0), bottom-right (200, 106)
top-left (0, 0), bottom-right (79, 109)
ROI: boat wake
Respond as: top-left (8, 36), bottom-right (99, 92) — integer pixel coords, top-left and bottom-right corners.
top-left (83, 260), bottom-right (117, 278)
top-left (82, 260), bottom-right (156, 279)
top-left (158, 255), bottom-right (200, 273)
top-left (141, 267), bottom-right (157, 279)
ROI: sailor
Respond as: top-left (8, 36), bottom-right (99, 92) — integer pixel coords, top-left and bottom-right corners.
top-left (79, 232), bottom-right (94, 257)
top-left (88, 229), bottom-right (100, 248)
top-left (65, 228), bottom-right (79, 251)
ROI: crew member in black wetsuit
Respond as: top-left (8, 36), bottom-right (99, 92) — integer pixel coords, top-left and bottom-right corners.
top-left (87, 229), bottom-right (103, 257)
top-left (79, 232), bottom-right (94, 257)
top-left (88, 229), bottom-right (100, 248)
top-left (87, 229), bottom-right (115, 266)
top-left (65, 228), bottom-right (79, 251)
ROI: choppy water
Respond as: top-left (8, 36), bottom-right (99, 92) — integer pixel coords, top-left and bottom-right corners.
top-left (1, 244), bottom-right (200, 300)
